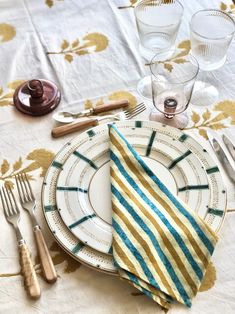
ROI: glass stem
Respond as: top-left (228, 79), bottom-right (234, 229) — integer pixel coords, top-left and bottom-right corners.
top-left (164, 113), bottom-right (174, 119)
top-left (163, 98), bottom-right (177, 119)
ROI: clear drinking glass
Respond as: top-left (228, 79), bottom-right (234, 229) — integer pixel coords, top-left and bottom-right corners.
top-left (189, 9), bottom-right (235, 106)
top-left (134, 0), bottom-right (184, 99)
top-left (135, 0), bottom-right (184, 61)
top-left (190, 9), bottom-right (235, 71)
top-left (150, 50), bottom-right (199, 129)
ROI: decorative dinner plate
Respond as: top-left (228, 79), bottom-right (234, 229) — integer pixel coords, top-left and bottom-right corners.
top-left (42, 121), bottom-right (227, 273)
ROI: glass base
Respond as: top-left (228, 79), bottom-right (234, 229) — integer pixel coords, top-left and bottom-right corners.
top-left (137, 75), bottom-right (152, 100)
top-left (196, 55), bottom-right (226, 71)
top-left (191, 80), bottom-right (219, 107)
top-left (149, 109), bottom-right (189, 129)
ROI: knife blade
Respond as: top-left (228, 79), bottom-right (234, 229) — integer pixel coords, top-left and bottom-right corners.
top-left (207, 130), bottom-right (235, 183)
top-left (222, 134), bottom-right (235, 161)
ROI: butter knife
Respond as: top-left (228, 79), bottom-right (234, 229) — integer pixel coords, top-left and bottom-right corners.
top-left (222, 134), bottom-right (235, 161)
top-left (207, 130), bottom-right (235, 183)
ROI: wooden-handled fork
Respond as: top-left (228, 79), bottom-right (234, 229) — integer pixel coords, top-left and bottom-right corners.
top-left (0, 186), bottom-right (41, 299)
top-left (15, 173), bottom-right (57, 284)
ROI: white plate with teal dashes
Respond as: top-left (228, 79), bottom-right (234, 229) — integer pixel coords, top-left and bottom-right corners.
top-left (42, 120), bottom-right (226, 273)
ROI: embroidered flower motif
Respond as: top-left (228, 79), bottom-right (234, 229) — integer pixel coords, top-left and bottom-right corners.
top-left (47, 33), bottom-right (109, 63)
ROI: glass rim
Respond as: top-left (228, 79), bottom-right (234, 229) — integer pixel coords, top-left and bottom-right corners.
top-left (190, 9), bottom-right (235, 40)
top-left (150, 50), bottom-right (199, 84)
top-left (134, 0), bottom-right (184, 29)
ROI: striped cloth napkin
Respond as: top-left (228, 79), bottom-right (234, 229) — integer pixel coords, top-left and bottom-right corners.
top-left (109, 124), bottom-right (218, 311)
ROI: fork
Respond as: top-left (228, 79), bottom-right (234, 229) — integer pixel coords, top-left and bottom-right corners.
top-left (15, 173), bottom-right (57, 283)
top-left (51, 102), bottom-right (146, 138)
top-left (0, 186), bottom-right (41, 299)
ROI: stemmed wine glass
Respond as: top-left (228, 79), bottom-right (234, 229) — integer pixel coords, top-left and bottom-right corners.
top-left (190, 9), bottom-right (235, 106)
top-left (134, 0), bottom-right (184, 99)
top-left (150, 50), bottom-right (199, 129)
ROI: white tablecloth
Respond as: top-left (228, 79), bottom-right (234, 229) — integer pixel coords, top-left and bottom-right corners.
top-left (0, 0), bottom-right (235, 313)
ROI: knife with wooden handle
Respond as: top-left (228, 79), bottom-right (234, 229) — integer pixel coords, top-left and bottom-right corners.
top-left (91, 100), bottom-right (129, 114)
top-left (51, 118), bottom-right (98, 138)
top-left (33, 226), bottom-right (57, 283)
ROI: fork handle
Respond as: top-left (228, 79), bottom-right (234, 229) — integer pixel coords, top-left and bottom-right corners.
top-left (34, 226), bottom-right (57, 283)
top-left (19, 242), bottom-right (41, 299)
top-left (51, 118), bottom-right (98, 138)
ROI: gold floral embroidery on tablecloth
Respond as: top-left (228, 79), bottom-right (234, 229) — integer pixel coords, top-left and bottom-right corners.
top-left (163, 40), bottom-right (190, 72)
top-left (118, 0), bottom-right (173, 10)
top-left (47, 242), bottom-right (81, 273)
top-left (118, 0), bottom-right (137, 9)
top-left (83, 90), bottom-right (137, 112)
top-left (47, 33), bottom-right (109, 63)
top-left (45, 0), bottom-right (64, 8)
top-left (0, 149), bottom-right (55, 189)
top-left (108, 91), bottom-right (137, 108)
top-left (185, 101), bottom-right (235, 140)
top-left (0, 241), bottom-right (81, 279)
top-left (0, 80), bottom-right (25, 107)
top-left (220, 1), bottom-right (235, 13)
top-left (145, 40), bottom-right (190, 70)
top-left (0, 23), bottom-right (16, 43)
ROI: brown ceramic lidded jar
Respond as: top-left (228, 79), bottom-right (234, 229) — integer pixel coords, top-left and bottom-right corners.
top-left (14, 79), bottom-right (61, 116)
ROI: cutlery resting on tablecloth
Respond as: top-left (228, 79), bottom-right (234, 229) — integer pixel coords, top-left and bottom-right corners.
top-left (0, 186), bottom-right (41, 299)
top-left (51, 102), bottom-right (146, 138)
top-left (15, 173), bottom-right (57, 283)
top-left (207, 130), bottom-right (235, 183)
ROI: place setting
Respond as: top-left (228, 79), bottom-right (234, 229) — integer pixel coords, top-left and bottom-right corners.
top-left (1, 0), bottom-right (235, 312)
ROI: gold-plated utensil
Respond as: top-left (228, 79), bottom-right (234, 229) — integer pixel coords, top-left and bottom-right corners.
top-left (53, 99), bottom-right (129, 124)
top-left (0, 186), bottom-right (41, 299)
top-left (15, 173), bottom-right (57, 283)
top-left (51, 102), bottom-right (146, 138)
